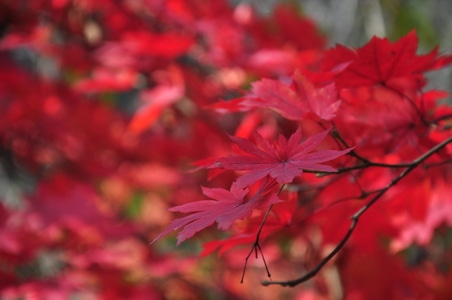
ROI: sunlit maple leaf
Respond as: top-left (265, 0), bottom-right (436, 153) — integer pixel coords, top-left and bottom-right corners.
top-left (152, 180), bottom-right (280, 245)
top-left (292, 71), bottom-right (341, 120)
top-left (241, 78), bottom-right (303, 120)
top-left (121, 31), bottom-right (194, 59)
top-left (390, 178), bottom-right (452, 252)
top-left (273, 5), bottom-right (326, 50)
top-left (74, 68), bottom-right (138, 93)
top-left (128, 65), bottom-right (185, 134)
top-left (328, 30), bottom-right (452, 92)
top-left (241, 72), bottom-right (340, 121)
top-left (217, 128), bottom-right (351, 189)
top-left (207, 97), bottom-right (249, 114)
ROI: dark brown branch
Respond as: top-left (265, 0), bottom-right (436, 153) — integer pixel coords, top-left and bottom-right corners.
top-left (262, 136), bottom-right (452, 287)
top-left (304, 160), bottom-right (411, 178)
top-left (330, 129), bottom-right (414, 170)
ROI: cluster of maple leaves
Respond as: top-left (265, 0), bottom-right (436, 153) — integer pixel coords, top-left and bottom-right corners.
top-left (1, 0), bottom-right (452, 299)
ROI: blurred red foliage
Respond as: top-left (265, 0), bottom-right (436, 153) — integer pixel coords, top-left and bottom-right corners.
top-left (1, 0), bottom-right (452, 299)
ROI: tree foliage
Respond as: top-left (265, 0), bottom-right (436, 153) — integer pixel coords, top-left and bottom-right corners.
top-left (1, 1), bottom-right (452, 299)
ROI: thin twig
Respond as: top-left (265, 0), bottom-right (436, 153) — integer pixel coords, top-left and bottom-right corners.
top-left (241, 184), bottom-right (286, 283)
top-left (241, 204), bottom-right (274, 283)
top-left (262, 136), bottom-right (452, 287)
top-left (424, 158), bottom-right (452, 169)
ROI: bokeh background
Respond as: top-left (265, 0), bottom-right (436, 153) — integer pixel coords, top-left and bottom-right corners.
top-left (1, 0), bottom-right (452, 299)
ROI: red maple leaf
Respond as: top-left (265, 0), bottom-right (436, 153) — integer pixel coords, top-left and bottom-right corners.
top-left (327, 31), bottom-right (452, 92)
top-left (121, 31), bottom-right (194, 59)
top-left (241, 78), bottom-right (303, 120)
top-left (217, 128), bottom-right (351, 189)
top-left (152, 180), bottom-right (280, 245)
top-left (201, 189), bottom-right (297, 256)
top-left (128, 65), bottom-right (185, 134)
top-left (74, 68), bottom-right (138, 93)
top-left (292, 71), bottom-right (341, 120)
top-left (241, 72), bottom-right (340, 121)
top-left (390, 178), bottom-right (452, 252)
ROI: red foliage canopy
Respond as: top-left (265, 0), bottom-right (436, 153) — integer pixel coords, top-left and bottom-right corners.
top-left (1, 0), bottom-right (452, 299)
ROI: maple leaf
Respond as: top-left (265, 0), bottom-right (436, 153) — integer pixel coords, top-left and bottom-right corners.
top-left (273, 5), bottom-right (326, 50)
top-left (217, 128), bottom-right (351, 189)
top-left (328, 30), bottom-right (452, 92)
top-left (292, 71), bottom-right (341, 120)
top-left (152, 180), bottom-right (280, 245)
top-left (121, 31), bottom-right (194, 59)
top-left (241, 78), bottom-right (304, 120)
top-left (390, 178), bottom-right (452, 252)
top-left (128, 65), bottom-right (185, 134)
top-left (201, 190), bottom-right (297, 256)
top-left (74, 68), bottom-right (139, 93)
top-left (241, 72), bottom-right (340, 121)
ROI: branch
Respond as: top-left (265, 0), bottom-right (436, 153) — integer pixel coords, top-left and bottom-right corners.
top-left (429, 113), bottom-right (452, 124)
top-left (330, 129), bottom-right (414, 170)
top-left (262, 136), bottom-right (452, 287)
